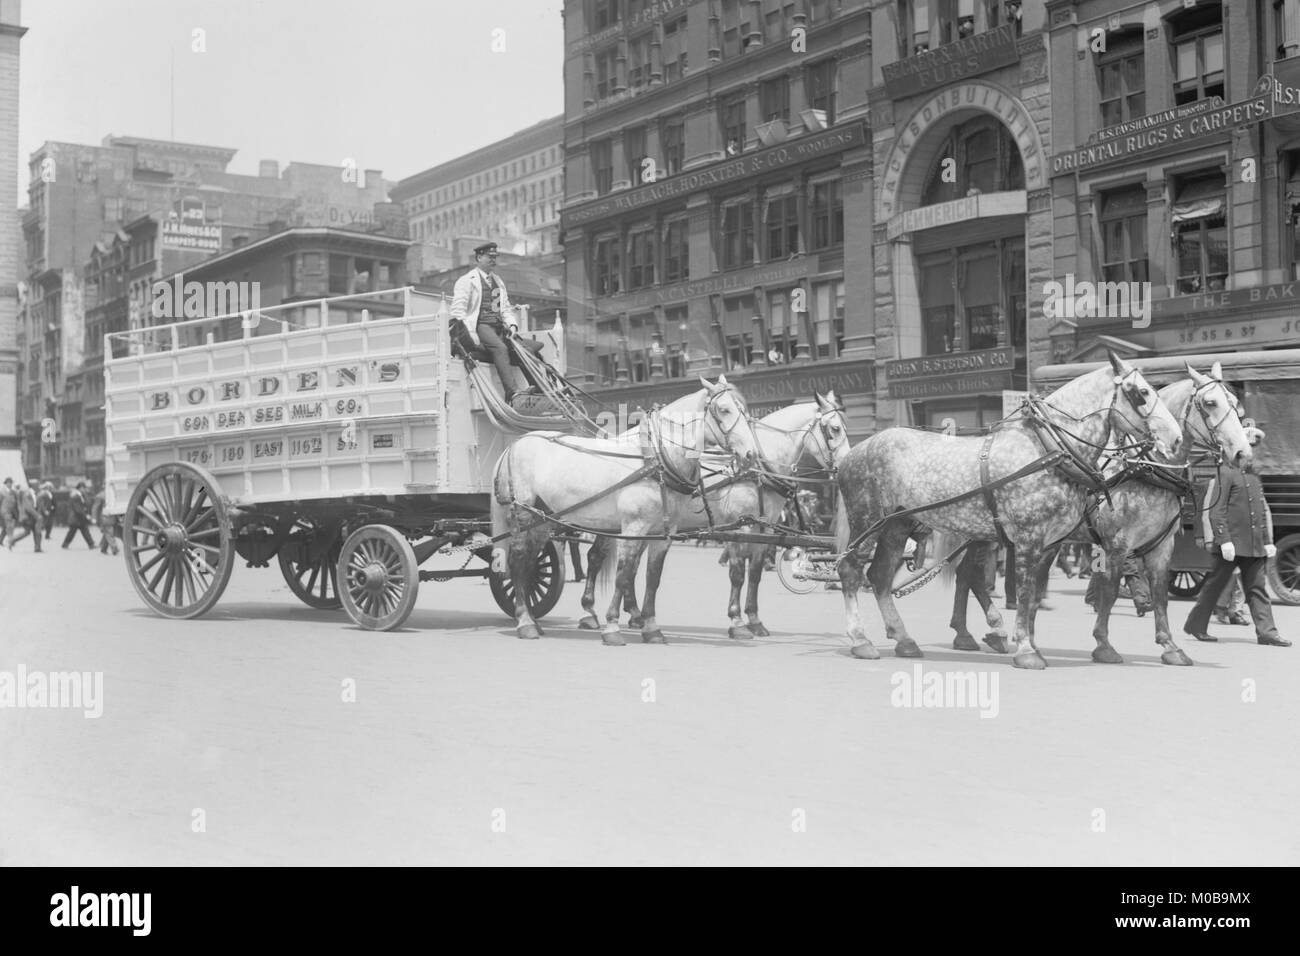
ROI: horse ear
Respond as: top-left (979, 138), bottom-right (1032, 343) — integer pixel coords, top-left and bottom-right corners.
top-left (826, 389), bottom-right (839, 406)
top-left (1186, 363), bottom-right (1210, 386)
top-left (1211, 361), bottom-right (1224, 381)
top-left (813, 390), bottom-right (827, 409)
top-left (717, 373), bottom-right (729, 387)
top-left (1107, 348), bottom-right (1126, 376)
top-left (698, 375), bottom-right (715, 392)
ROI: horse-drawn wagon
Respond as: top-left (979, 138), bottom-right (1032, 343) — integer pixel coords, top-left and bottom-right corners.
top-left (103, 287), bottom-right (591, 631)
top-left (1035, 349), bottom-right (1300, 605)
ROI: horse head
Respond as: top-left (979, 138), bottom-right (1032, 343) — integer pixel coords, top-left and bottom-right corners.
top-left (1185, 362), bottom-right (1253, 469)
top-left (1105, 350), bottom-right (1183, 458)
top-left (810, 390), bottom-right (852, 472)
top-left (698, 375), bottom-right (761, 465)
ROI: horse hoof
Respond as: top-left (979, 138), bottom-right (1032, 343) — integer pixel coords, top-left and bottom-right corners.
top-left (747, 622), bottom-right (771, 638)
top-left (728, 625), bottom-right (754, 640)
top-left (1091, 646), bottom-right (1124, 664)
top-left (1161, 647), bottom-right (1194, 666)
top-left (849, 642), bottom-right (880, 660)
top-left (894, 639), bottom-right (923, 658)
top-left (628, 616), bottom-right (644, 629)
top-left (952, 633), bottom-right (980, 652)
top-left (601, 630), bottom-right (626, 646)
top-left (577, 616), bottom-right (600, 630)
top-left (1013, 652), bottom-right (1048, 670)
top-left (983, 635), bottom-right (1010, 654)
top-left (641, 630), bottom-right (668, 644)
top-left (517, 624), bottom-right (542, 640)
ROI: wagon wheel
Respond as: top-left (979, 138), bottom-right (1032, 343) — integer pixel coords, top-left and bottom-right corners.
top-left (1167, 569), bottom-right (1208, 599)
top-left (124, 462), bottom-right (234, 619)
top-left (1267, 533), bottom-right (1300, 605)
top-left (489, 539), bottom-right (565, 619)
top-left (777, 547), bottom-right (819, 594)
top-left (278, 519), bottom-right (344, 610)
top-left (338, 524), bottom-right (419, 631)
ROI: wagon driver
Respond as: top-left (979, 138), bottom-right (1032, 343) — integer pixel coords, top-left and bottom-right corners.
top-left (450, 242), bottom-right (545, 404)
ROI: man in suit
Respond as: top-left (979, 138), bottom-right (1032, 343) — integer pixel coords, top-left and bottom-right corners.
top-left (7, 480), bottom-right (44, 552)
top-left (1, 477), bottom-right (18, 547)
top-left (62, 480), bottom-right (97, 550)
top-left (449, 242), bottom-right (545, 403)
top-left (1184, 429), bottom-right (1290, 647)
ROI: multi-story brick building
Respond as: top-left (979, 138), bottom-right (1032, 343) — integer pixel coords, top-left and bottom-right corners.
top-left (867, 0), bottom-right (1049, 431)
top-left (16, 134), bottom-right (401, 482)
top-left (392, 115), bottom-right (565, 260)
top-left (561, 0), bottom-right (877, 429)
top-left (0, 0), bottom-right (24, 478)
top-left (1046, 0), bottom-right (1300, 369)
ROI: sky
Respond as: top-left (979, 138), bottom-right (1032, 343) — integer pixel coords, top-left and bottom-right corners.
top-left (16, 0), bottom-right (566, 202)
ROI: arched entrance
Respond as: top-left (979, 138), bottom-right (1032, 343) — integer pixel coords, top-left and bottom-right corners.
top-left (877, 82), bottom-right (1048, 431)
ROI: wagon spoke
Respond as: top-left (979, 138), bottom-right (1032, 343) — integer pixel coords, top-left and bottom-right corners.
top-left (304, 563), bottom-right (320, 595)
top-left (182, 486), bottom-right (208, 529)
top-left (186, 507), bottom-right (216, 533)
top-left (135, 508), bottom-right (165, 530)
top-left (137, 550), bottom-right (166, 576)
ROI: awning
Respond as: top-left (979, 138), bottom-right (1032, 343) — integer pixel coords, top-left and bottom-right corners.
top-left (1170, 177), bottom-right (1224, 223)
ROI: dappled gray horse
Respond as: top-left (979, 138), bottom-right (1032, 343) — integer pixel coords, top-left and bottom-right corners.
top-left (833, 351), bottom-right (1183, 669)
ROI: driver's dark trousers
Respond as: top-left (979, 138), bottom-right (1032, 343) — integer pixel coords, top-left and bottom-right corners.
top-left (1185, 552), bottom-right (1280, 641)
top-left (478, 322), bottom-right (544, 400)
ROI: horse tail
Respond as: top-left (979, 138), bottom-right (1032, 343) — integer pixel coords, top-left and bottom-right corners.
top-left (596, 535), bottom-right (619, 596)
top-left (833, 491), bottom-right (851, 553)
top-left (931, 529), bottom-right (967, 590)
top-left (489, 449), bottom-right (514, 573)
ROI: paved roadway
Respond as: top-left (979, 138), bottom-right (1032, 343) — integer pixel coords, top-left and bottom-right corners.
top-left (2, 539), bottom-right (1297, 866)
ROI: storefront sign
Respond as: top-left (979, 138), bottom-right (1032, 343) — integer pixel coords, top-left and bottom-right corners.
top-left (1270, 58), bottom-right (1300, 118)
top-left (889, 370), bottom-right (1014, 399)
top-left (1150, 311), bottom-right (1300, 353)
top-left (886, 347), bottom-right (1013, 398)
top-left (1149, 279), bottom-right (1300, 322)
top-left (886, 190), bottom-right (1027, 239)
top-left (563, 123), bottom-right (866, 228)
top-left (1051, 79), bottom-right (1272, 176)
top-left (882, 24), bottom-right (1021, 99)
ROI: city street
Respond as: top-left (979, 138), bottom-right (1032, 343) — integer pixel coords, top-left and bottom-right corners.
top-left (2, 541), bottom-right (1298, 867)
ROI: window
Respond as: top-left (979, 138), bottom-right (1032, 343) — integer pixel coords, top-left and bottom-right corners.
top-left (920, 257), bottom-right (956, 355)
top-left (720, 198), bottom-right (755, 270)
top-left (961, 251), bottom-right (1000, 351)
top-left (328, 255), bottom-right (351, 295)
top-left (596, 317), bottom-right (622, 385)
top-left (808, 0), bottom-right (831, 24)
top-left (628, 228), bottom-right (656, 289)
top-left (664, 218), bottom-right (690, 283)
top-left (811, 280), bottom-right (846, 359)
top-left (767, 289), bottom-right (796, 363)
top-left (920, 118), bottom-right (1024, 204)
top-left (760, 76), bottom-right (790, 123)
top-left (661, 118), bottom-right (685, 176)
top-left (811, 180), bottom-right (844, 250)
top-left (806, 60), bottom-right (836, 126)
top-left (1284, 152), bottom-right (1300, 278)
top-left (766, 2), bottom-right (795, 44)
top-left (593, 234), bottom-right (622, 296)
top-left (593, 0), bottom-right (621, 31)
top-left (899, 0), bottom-right (933, 56)
top-left (1098, 184), bottom-right (1149, 292)
top-left (721, 0), bottom-right (746, 57)
top-left (1172, 174), bottom-right (1227, 295)
top-left (665, 305), bottom-right (688, 377)
top-left (663, 16), bottom-right (688, 81)
top-left (1171, 6), bottom-right (1224, 106)
top-left (629, 32), bottom-right (653, 89)
top-left (1098, 33), bottom-right (1145, 127)
top-left (764, 189), bottom-right (799, 260)
top-left (595, 46), bottom-right (618, 100)
top-left (722, 94), bottom-right (747, 156)
top-left (722, 294), bottom-right (755, 369)
top-left (625, 126), bottom-right (648, 185)
top-left (1277, 0), bottom-right (1300, 59)
top-left (628, 313), bottom-right (656, 382)
top-left (591, 140), bottom-right (613, 195)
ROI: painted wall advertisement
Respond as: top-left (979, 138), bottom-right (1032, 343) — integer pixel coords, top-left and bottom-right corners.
top-left (61, 272), bottom-right (85, 374)
top-left (161, 195), bottom-right (222, 253)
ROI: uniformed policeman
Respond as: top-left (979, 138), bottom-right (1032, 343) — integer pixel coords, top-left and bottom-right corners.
top-left (1184, 428), bottom-right (1290, 646)
top-left (449, 242), bottom-right (545, 403)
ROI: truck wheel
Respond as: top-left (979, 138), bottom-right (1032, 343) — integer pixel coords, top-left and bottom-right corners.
top-left (1167, 569), bottom-right (1207, 599)
top-left (1267, 533), bottom-right (1300, 605)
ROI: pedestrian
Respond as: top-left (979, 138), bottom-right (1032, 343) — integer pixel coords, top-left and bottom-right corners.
top-left (36, 482), bottom-right (54, 541)
top-left (7, 481), bottom-right (44, 552)
top-left (93, 485), bottom-right (119, 556)
top-left (61, 481), bottom-right (97, 550)
top-left (0, 477), bottom-right (16, 547)
top-left (1085, 552), bottom-right (1153, 615)
top-left (1213, 569), bottom-right (1251, 626)
top-left (1183, 429), bottom-right (1290, 647)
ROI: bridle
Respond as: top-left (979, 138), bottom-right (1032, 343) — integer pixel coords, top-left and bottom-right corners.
top-left (799, 403), bottom-right (847, 475)
top-left (1106, 366), bottom-right (1164, 446)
